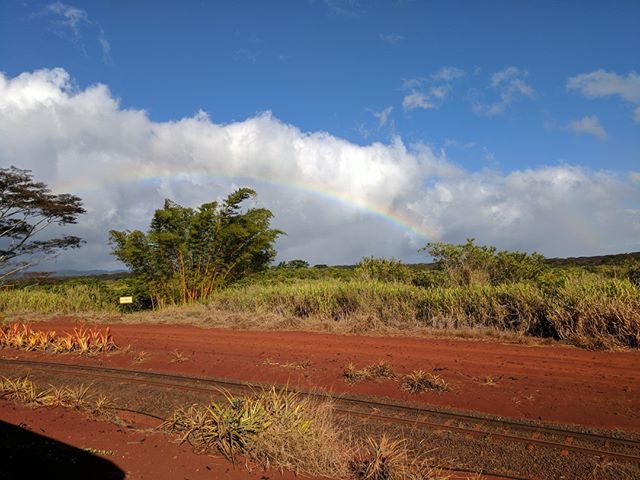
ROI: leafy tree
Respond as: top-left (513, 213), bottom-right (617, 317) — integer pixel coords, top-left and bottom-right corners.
top-left (276, 259), bottom-right (310, 269)
top-left (354, 256), bottom-right (411, 283)
top-left (0, 166), bottom-right (85, 280)
top-left (109, 188), bottom-right (283, 307)
top-left (422, 238), bottom-right (546, 286)
top-left (422, 239), bottom-right (497, 286)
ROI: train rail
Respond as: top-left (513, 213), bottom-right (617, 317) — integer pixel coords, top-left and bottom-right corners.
top-left (1, 357), bottom-right (639, 476)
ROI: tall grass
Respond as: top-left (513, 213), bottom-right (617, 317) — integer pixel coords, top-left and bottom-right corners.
top-left (210, 277), bottom-right (640, 349)
top-left (0, 283), bottom-right (117, 314)
top-left (2, 271), bottom-right (638, 349)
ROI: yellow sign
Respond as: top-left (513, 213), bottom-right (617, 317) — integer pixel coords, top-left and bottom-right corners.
top-left (119, 296), bottom-right (133, 304)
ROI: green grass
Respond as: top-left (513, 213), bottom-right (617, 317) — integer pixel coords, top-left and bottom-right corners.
top-left (0, 283), bottom-right (117, 314)
top-left (210, 276), bottom-right (640, 349)
top-left (2, 268), bottom-right (638, 349)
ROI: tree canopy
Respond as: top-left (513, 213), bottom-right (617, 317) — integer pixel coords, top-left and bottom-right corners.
top-left (0, 166), bottom-right (85, 280)
top-left (422, 238), bottom-right (546, 286)
top-left (109, 188), bottom-right (283, 307)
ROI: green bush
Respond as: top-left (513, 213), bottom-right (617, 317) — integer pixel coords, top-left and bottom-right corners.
top-left (354, 257), bottom-right (411, 283)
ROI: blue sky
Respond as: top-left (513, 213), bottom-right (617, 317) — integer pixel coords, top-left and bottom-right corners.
top-left (1, 1), bottom-right (639, 268)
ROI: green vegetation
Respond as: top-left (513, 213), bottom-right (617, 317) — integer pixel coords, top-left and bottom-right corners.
top-left (1, 239), bottom-right (639, 350)
top-left (210, 275), bottom-right (639, 348)
top-left (422, 238), bottom-right (546, 286)
top-left (109, 188), bottom-right (282, 307)
top-left (163, 387), bottom-right (348, 477)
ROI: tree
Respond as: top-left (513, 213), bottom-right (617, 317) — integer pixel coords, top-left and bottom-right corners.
top-left (0, 166), bottom-right (86, 280)
top-left (109, 188), bottom-right (283, 307)
top-left (354, 256), bottom-right (411, 283)
top-left (421, 238), bottom-right (545, 286)
top-left (277, 259), bottom-right (310, 269)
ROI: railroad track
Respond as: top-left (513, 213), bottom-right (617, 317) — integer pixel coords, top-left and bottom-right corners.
top-left (1, 357), bottom-right (639, 475)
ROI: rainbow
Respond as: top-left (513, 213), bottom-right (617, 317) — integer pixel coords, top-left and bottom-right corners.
top-left (56, 168), bottom-right (440, 240)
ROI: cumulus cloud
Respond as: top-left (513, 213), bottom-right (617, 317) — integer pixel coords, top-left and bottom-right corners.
top-left (473, 67), bottom-right (534, 116)
top-left (0, 69), bottom-right (638, 270)
top-left (567, 70), bottom-right (640, 123)
top-left (567, 115), bottom-right (608, 140)
top-left (402, 67), bottom-right (465, 111)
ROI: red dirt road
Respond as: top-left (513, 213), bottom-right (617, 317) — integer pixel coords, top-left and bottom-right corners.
top-left (0, 402), bottom-right (312, 480)
top-left (1, 320), bottom-right (638, 432)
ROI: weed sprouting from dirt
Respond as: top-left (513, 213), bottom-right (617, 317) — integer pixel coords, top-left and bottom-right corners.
top-left (262, 358), bottom-right (311, 369)
top-left (400, 371), bottom-right (448, 394)
top-left (0, 376), bottom-right (110, 413)
top-left (169, 350), bottom-right (189, 363)
top-left (0, 323), bottom-right (117, 355)
top-left (478, 375), bottom-right (500, 387)
top-left (344, 361), bottom-right (397, 384)
top-left (133, 351), bottom-right (149, 364)
top-left (163, 387), bottom-right (349, 477)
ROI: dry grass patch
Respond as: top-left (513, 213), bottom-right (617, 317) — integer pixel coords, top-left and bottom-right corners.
top-left (400, 371), bottom-right (448, 394)
top-left (262, 358), bottom-right (311, 369)
top-left (351, 435), bottom-right (449, 480)
top-left (344, 361), bottom-right (397, 384)
top-left (478, 375), bottom-right (500, 387)
top-left (163, 387), bottom-right (349, 477)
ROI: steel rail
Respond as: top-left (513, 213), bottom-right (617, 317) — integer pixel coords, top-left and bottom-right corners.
top-left (1, 357), bottom-right (638, 466)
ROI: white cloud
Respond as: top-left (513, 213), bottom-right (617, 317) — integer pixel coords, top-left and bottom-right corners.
top-left (473, 67), bottom-right (534, 116)
top-left (402, 67), bottom-right (465, 111)
top-left (403, 91), bottom-right (435, 110)
top-left (47, 1), bottom-right (88, 37)
top-left (567, 115), bottom-right (608, 140)
top-left (379, 32), bottom-right (404, 44)
top-left (0, 69), bottom-right (638, 270)
top-left (567, 70), bottom-right (640, 123)
top-left (372, 106), bottom-right (394, 127)
top-left (44, 2), bottom-right (111, 60)
top-left (430, 67), bottom-right (465, 82)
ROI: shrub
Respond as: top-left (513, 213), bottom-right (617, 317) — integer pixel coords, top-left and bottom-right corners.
top-left (355, 257), bottom-right (411, 283)
top-left (421, 239), bottom-right (546, 286)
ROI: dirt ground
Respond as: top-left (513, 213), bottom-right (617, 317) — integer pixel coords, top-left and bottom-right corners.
top-left (1, 318), bottom-right (639, 479)
top-left (1, 318), bottom-right (638, 432)
top-left (0, 401), bottom-right (318, 480)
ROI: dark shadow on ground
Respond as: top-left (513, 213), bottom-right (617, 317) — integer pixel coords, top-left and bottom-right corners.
top-left (0, 420), bottom-right (124, 480)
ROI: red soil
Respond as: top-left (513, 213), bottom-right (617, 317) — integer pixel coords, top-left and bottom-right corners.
top-left (2, 319), bottom-right (639, 432)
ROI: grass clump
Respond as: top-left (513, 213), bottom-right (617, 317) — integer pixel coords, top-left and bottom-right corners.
top-left (0, 323), bottom-right (117, 354)
top-left (351, 435), bottom-right (448, 480)
top-left (0, 376), bottom-right (111, 414)
top-left (163, 387), bottom-right (349, 477)
top-left (400, 371), bottom-right (448, 394)
top-left (344, 361), bottom-right (397, 384)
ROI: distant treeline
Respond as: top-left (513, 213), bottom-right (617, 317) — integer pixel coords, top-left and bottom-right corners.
top-left (544, 251), bottom-right (640, 267)
top-left (13, 250), bottom-right (640, 285)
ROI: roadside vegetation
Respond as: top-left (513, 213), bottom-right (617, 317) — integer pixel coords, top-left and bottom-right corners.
top-left (0, 376), bottom-right (449, 479)
top-left (163, 387), bottom-right (448, 479)
top-left (2, 240), bottom-right (639, 350)
top-left (0, 376), bottom-right (112, 414)
top-left (0, 171), bottom-right (638, 351)
top-left (0, 322), bottom-right (117, 354)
